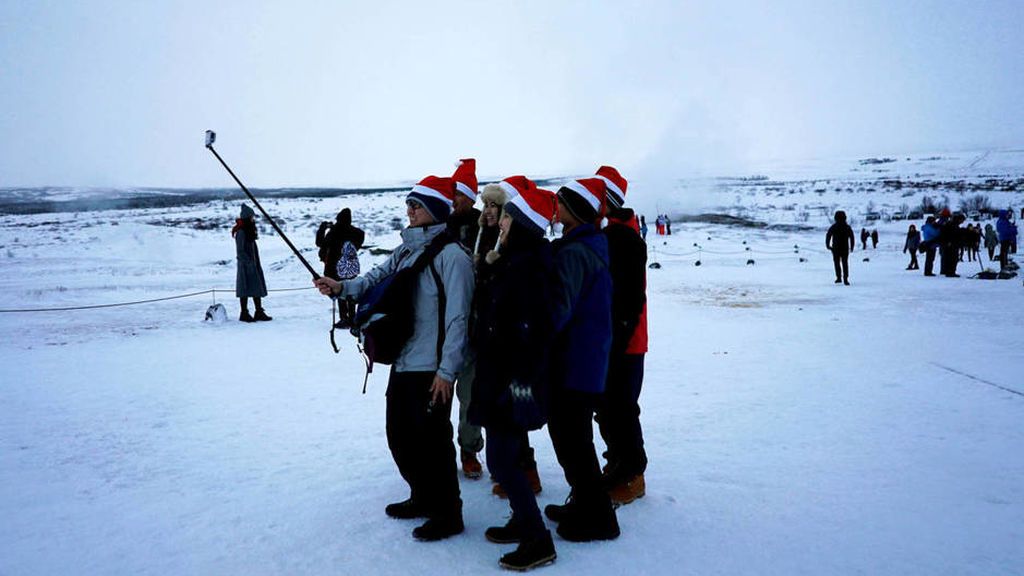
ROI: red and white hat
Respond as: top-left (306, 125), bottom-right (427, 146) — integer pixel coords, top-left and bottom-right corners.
top-left (495, 175), bottom-right (534, 201)
top-left (452, 158), bottom-right (478, 201)
top-left (595, 165), bottom-right (628, 209)
top-left (558, 177), bottom-right (606, 223)
top-left (505, 180), bottom-right (556, 236)
top-left (407, 175), bottom-right (455, 222)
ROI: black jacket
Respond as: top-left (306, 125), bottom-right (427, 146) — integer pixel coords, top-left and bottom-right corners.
top-left (448, 207), bottom-right (481, 252)
top-left (827, 223), bottom-right (855, 255)
top-left (468, 226), bottom-right (556, 431)
top-left (604, 208), bottom-right (647, 355)
top-left (316, 210), bottom-right (365, 280)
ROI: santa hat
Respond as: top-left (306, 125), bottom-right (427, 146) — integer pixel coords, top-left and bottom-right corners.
top-left (505, 183), bottom-right (556, 237)
top-left (407, 175), bottom-right (455, 222)
top-left (557, 178), bottom-right (606, 224)
top-left (595, 165), bottom-right (628, 209)
top-left (452, 158), bottom-right (478, 201)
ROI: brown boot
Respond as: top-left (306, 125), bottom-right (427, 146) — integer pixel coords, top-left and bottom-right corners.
top-left (461, 451), bottom-right (483, 479)
top-left (608, 473), bottom-right (646, 506)
top-left (491, 468), bottom-right (542, 498)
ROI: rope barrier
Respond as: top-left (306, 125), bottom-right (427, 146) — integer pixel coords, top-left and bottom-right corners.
top-left (0, 285), bottom-right (316, 313)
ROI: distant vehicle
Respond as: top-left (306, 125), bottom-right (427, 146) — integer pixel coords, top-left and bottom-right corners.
top-left (908, 210), bottom-right (924, 220)
top-left (891, 211), bottom-right (906, 221)
top-left (865, 212), bottom-right (881, 221)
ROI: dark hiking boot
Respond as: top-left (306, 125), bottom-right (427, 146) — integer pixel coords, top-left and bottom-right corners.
top-left (385, 498), bottom-right (426, 519)
top-left (253, 309), bottom-right (273, 321)
top-left (834, 278), bottom-right (842, 284)
top-left (461, 451), bottom-right (483, 479)
top-left (499, 531), bottom-right (556, 572)
top-left (608, 473), bottom-right (646, 506)
top-left (843, 279), bottom-right (850, 285)
top-left (412, 516), bottom-right (464, 541)
top-left (239, 309), bottom-right (255, 323)
top-left (492, 468), bottom-right (542, 498)
top-left (543, 494), bottom-right (575, 523)
top-left (485, 517), bottom-right (521, 544)
top-left (556, 506), bottom-right (619, 542)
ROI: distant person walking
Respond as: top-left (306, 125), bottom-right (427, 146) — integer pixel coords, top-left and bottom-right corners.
top-left (870, 229), bottom-right (878, 249)
top-left (921, 216), bottom-right (940, 276)
top-left (860, 228), bottom-right (869, 251)
top-left (826, 211), bottom-right (855, 285)
top-left (232, 204), bottom-right (271, 322)
top-left (639, 215), bottom-right (648, 241)
top-left (939, 212), bottom-right (965, 277)
top-left (903, 224), bottom-right (920, 270)
top-left (996, 210), bottom-right (1018, 270)
top-left (664, 215), bottom-right (672, 236)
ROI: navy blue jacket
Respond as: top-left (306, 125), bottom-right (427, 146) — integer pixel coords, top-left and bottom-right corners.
top-left (550, 223), bottom-right (612, 394)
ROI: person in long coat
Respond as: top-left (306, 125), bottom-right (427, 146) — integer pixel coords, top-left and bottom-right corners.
top-left (903, 224), bottom-right (921, 270)
top-left (233, 203), bottom-right (270, 322)
top-left (469, 180), bottom-right (559, 571)
top-left (827, 211), bottom-right (855, 285)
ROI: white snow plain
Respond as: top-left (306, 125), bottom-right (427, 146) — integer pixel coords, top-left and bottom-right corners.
top-left (1, 152), bottom-right (1023, 575)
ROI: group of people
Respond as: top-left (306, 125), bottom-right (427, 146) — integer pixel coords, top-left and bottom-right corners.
top-left (312, 160), bottom-right (649, 571)
top-left (653, 214), bottom-right (672, 235)
top-left (904, 208), bottom-right (1018, 277)
top-left (859, 228), bottom-right (879, 250)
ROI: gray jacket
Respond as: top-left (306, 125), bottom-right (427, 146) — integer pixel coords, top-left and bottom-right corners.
top-left (340, 223), bottom-right (473, 381)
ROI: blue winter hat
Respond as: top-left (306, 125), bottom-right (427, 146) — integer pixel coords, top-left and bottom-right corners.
top-left (240, 203), bottom-right (255, 219)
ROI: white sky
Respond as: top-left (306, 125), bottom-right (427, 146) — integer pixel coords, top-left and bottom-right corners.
top-left (1, 0), bottom-right (1022, 188)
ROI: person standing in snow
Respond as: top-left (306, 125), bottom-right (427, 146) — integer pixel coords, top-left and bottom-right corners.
top-left (870, 229), bottom-right (878, 249)
top-left (469, 178), bottom-right (559, 571)
top-left (860, 228), bottom-right (869, 251)
top-left (447, 158), bottom-right (485, 480)
top-left (594, 166), bottom-right (649, 506)
top-left (473, 178), bottom-right (544, 499)
top-left (315, 207), bottom-right (365, 281)
top-left (996, 209), bottom-right (1018, 271)
top-left (984, 223), bottom-right (999, 261)
top-left (921, 216), bottom-right (941, 276)
top-left (826, 211), bottom-right (855, 285)
top-left (939, 211), bottom-right (965, 277)
top-left (314, 176), bottom-right (473, 542)
top-left (233, 203), bottom-right (271, 322)
top-left (665, 215), bottom-right (672, 236)
top-left (315, 207), bottom-right (364, 327)
top-left (543, 177), bottom-right (620, 542)
top-left (639, 215), bottom-right (648, 241)
top-left (903, 224), bottom-right (920, 270)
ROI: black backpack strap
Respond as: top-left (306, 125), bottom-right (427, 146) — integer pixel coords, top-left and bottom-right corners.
top-left (428, 261), bottom-right (446, 364)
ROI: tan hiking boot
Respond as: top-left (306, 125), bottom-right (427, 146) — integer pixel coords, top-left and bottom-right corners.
top-left (461, 451), bottom-right (483, 479)
top-left (491, 468), bottom-right (542, 498)
top-left (608, 473), bottom-right (645, 505)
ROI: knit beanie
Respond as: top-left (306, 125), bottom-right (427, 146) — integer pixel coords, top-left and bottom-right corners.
top-left (595, 165), bottom-right (628, 209)
top-left (557, 178), bottom-right (606, 224)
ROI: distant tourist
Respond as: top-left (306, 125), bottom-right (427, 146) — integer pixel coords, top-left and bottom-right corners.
top-left (903, 224), bottom-right (920, 270)
top-left (984, 223), bottom-right (998, 261)
top-left (870, 229), bottom-right (878, 249)
top-left (664, 215), bottom-right (672, 236)
top-left (996, 210), bottom-right (1018, 270)
top-left (639, 215), bottom-right (648, 240)
top-left (315, 207), bottom-right (365, 281)
top-left (860, 228), bottom-right (869, 251)
top-left (921, 216), bottom-right (940, 276)
top-left (939, 211), bottom-right (966, 277)
top-left (826, 210), bottom-right (855, 285)
top-left (232, 203), bottom-right (271, 322)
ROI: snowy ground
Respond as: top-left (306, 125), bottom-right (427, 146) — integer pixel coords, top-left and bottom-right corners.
top-left (2, 152), bottom-right (1023, 575)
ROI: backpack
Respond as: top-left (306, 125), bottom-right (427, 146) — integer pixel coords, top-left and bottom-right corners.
top-left (353, 231), bottom-right (453, 368)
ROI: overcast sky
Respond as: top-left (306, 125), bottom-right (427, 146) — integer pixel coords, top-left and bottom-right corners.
top-left (1, 0), bottom-right (1022, 188)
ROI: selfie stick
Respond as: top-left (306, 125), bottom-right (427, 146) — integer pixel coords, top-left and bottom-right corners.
top-left (204, 130), bottom-right (321, 280)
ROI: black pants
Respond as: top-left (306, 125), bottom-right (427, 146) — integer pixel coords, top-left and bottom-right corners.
top-left (831, 251), bottom-right (849, 281)
top-left (486, 427), bottom-right (544, 539)
top-left (385, 369), bottom-right (461, 520)
top-left (941, 244), bottom-right (959, 276)
top-left (924, 246), bottom-right (937, 275)
top-left (906, 250), bottom-right (919, 269)
top-left (596, 353), bottom-right (647, 483)
top-left (547, 385), bottom-right (613, 514)
top-left (1000, 240), bottom-right (1012, 270)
